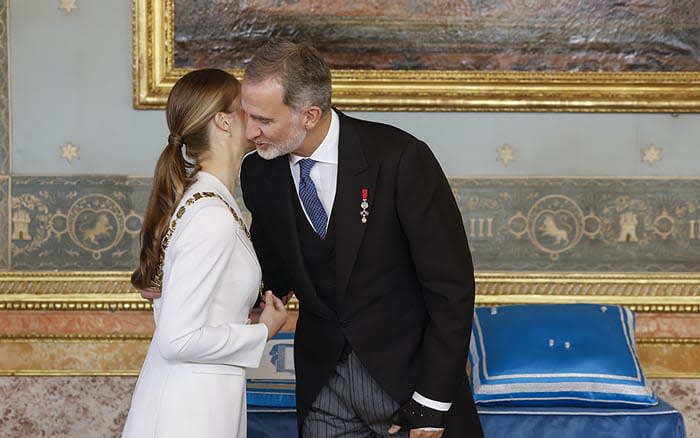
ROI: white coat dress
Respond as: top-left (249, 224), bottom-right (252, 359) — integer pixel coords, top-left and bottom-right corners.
top-left (122, 172), bottom-right (268, 438)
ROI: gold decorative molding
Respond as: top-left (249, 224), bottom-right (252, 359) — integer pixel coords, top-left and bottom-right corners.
top-left (637, 337), bottom-right (700, 379)
top-left (133, 0), bottom-right (700, 112)
top-left (475, 272), bottom-right (700, 313)
top-left (0, 271), bottom-right (147, 311)
top-left (0, 271), bottom-right (698, 312)
top-left (639, 337), bottom-right (700, 346)
top-left (1, 334), bottom-right (695, 344)
top-left (0, 271), bottom-right (301, 311)
top-left (0, 334), bottom-right (152, 341)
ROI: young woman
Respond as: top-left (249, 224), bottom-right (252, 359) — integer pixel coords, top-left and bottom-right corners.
top-left (122, 69), bottom-right (287, 438)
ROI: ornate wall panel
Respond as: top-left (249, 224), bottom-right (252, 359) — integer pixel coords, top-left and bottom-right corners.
top-left (455, 178), bottom-right (700, 272)
top-left (6, 176), bottom-right (700, 273)
top-left (0, 0), bottom-right (7, 174)
top-left (10, 177), bottom-right (150, 270)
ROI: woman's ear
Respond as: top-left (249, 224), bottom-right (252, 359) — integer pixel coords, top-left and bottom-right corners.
top-left (213, 111), bottom-right (231, 133)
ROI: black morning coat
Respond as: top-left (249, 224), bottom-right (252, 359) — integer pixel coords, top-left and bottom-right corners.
top-left (241, 110), bottom-right (484, 437)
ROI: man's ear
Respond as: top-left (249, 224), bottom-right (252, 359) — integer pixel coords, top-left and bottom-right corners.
top-left (302, 106), bottom-right (323, 129)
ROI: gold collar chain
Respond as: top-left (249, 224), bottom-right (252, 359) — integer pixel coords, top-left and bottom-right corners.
top-left (151, 191), bottom-right (250, 288)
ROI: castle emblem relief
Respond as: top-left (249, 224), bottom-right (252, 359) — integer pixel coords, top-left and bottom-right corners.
top-left (67, 194), bottom-right (125, 259)
top-left (11, 208), bottom-right (32, 241)
top-left (617, 211), bottom-right (639, 243)
top-left (11, 193), bottom-right (52, 253)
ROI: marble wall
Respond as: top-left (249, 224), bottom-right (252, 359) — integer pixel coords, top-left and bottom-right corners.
top-left (0, 377), bottom-right (697, 438)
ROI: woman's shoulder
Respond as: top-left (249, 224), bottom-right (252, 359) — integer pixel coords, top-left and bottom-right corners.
top-left (168, 201), bottom-right (237, 254)
top-left (170, 183), bottom-right (237, 240)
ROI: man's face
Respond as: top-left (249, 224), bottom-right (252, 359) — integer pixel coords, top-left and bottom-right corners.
top-left (241, 78), bottom-right (306, 160)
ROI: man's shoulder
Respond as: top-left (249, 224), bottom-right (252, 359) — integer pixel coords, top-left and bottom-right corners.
top-left (340, 111), bottom-right (415, 139)
top-left (338, 111), bottom-right (426, 155)
top-left (242, 152), bottom-right (284, 175)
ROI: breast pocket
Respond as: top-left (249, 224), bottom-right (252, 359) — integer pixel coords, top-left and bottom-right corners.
top-left (189, 363), bottom-right (245, 376)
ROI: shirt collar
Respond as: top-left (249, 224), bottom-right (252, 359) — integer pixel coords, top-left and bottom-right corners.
top-left (289, 109), bottom-right (339, 166)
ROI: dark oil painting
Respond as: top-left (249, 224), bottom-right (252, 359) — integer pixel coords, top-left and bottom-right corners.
top-left (174, 0), bottom-right (700, 72)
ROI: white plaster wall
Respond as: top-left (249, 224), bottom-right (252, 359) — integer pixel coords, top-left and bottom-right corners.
top-left (9, 0), bottom-right (700, 177)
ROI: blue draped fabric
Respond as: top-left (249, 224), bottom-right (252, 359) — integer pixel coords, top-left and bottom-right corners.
top-left (246, 399), bottom-right (686, 438)
top-left (478, 399), bottom-right (686, 438)
top-left (246, 382), bottom-right (296, 408)
top-left (247, 407), bottom-right (297, 438)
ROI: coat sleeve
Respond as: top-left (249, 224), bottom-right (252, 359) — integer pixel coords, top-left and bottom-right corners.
top-left (155, 204), bottom-right (268, 369)
top-left (395, 140), bottom-right (476, 403)
top-left (240, 160), bottom-right (292, 298)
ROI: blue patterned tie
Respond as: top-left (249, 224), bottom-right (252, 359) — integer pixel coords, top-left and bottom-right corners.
top-left (298, 159), bottom-right (328, 238)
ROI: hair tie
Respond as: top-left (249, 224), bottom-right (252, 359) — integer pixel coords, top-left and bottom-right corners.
top-left (168, 133), bottom-right (183, 147)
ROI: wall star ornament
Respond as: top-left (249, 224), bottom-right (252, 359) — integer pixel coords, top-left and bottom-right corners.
top-left (641, 145), bottom-right (662, 166)
top-left (497, 144), bottom-right (516, 166)
top-left (59, 0), bottom-right (77, 14)
top-left (60, 143), bottom-right (80, 163)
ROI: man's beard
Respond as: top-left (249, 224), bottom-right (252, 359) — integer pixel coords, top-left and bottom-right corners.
top-left (256, 121), bottom-right (306, 160)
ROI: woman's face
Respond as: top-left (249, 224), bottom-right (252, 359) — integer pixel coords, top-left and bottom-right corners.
top-left (227, 95), bottom-right (255, 155)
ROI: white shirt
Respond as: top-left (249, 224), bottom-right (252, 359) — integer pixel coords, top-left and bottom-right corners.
top-left (288, 109), bottom-right (451, 416)
top-left (289, 109), bottom-right (339, 226)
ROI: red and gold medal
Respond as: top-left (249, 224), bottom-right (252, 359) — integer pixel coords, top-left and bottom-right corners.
top-left (360, 188), bottom-right (369, 223)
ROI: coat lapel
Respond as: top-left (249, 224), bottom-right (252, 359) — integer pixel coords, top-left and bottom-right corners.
top-left (335, 115), bottom-right (378, 305)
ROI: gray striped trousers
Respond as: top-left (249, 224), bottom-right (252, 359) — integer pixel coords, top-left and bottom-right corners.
top-left (303, 352), bottom-right (410, 438)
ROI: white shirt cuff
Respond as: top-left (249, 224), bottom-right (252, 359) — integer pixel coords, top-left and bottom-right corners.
top-left (412, 392), bottom-right (452, 412)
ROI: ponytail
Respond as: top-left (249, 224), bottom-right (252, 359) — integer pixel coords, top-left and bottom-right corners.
top-left (131, 140), bottom-right (192, 289)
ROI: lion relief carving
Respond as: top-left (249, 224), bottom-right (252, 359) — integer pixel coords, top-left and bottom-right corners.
top-left (538, 214), bottom-right (569, 245)
top-left (80, 212), bottom-right (113, 245)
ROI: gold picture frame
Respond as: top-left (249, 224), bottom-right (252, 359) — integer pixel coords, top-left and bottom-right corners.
top-left (133, 0), bottom-right (700, 112)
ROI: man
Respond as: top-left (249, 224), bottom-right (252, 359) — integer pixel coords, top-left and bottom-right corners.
top-left (239, 39), bottom-right (483, 438)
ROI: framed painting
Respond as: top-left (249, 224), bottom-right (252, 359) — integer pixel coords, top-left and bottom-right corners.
top-left (133, 0), bottom-right (700, 111)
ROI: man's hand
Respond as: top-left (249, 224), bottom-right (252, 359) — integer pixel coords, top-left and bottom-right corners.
top-left (140, 287), bottom-right (162, 302)
top-left (388, 425), bottom-right (444, 438)
top-left (388, 399), bottom-right (445, 437)
top-left (278, 290), bottom-right (295, 306)
top-left (257, 290), bottom-right (295, 309)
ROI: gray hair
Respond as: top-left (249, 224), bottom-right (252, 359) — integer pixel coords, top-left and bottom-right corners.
top-left (244, 39), bottom-right (332, 113)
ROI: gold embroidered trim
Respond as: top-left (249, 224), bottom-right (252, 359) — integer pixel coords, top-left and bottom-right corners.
top-left (151, 191), bottom-right (249, 288)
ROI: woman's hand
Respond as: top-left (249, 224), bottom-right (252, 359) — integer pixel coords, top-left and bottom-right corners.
top-left (258, 291), bottom-right (288, 340)
top-left (140, 287), bottom-right (162, 302)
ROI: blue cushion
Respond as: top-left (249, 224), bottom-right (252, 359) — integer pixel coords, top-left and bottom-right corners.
top-left (469, 304), bottom-right (657, 407)
top-left (246, 332), bottom-right (296, 408)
